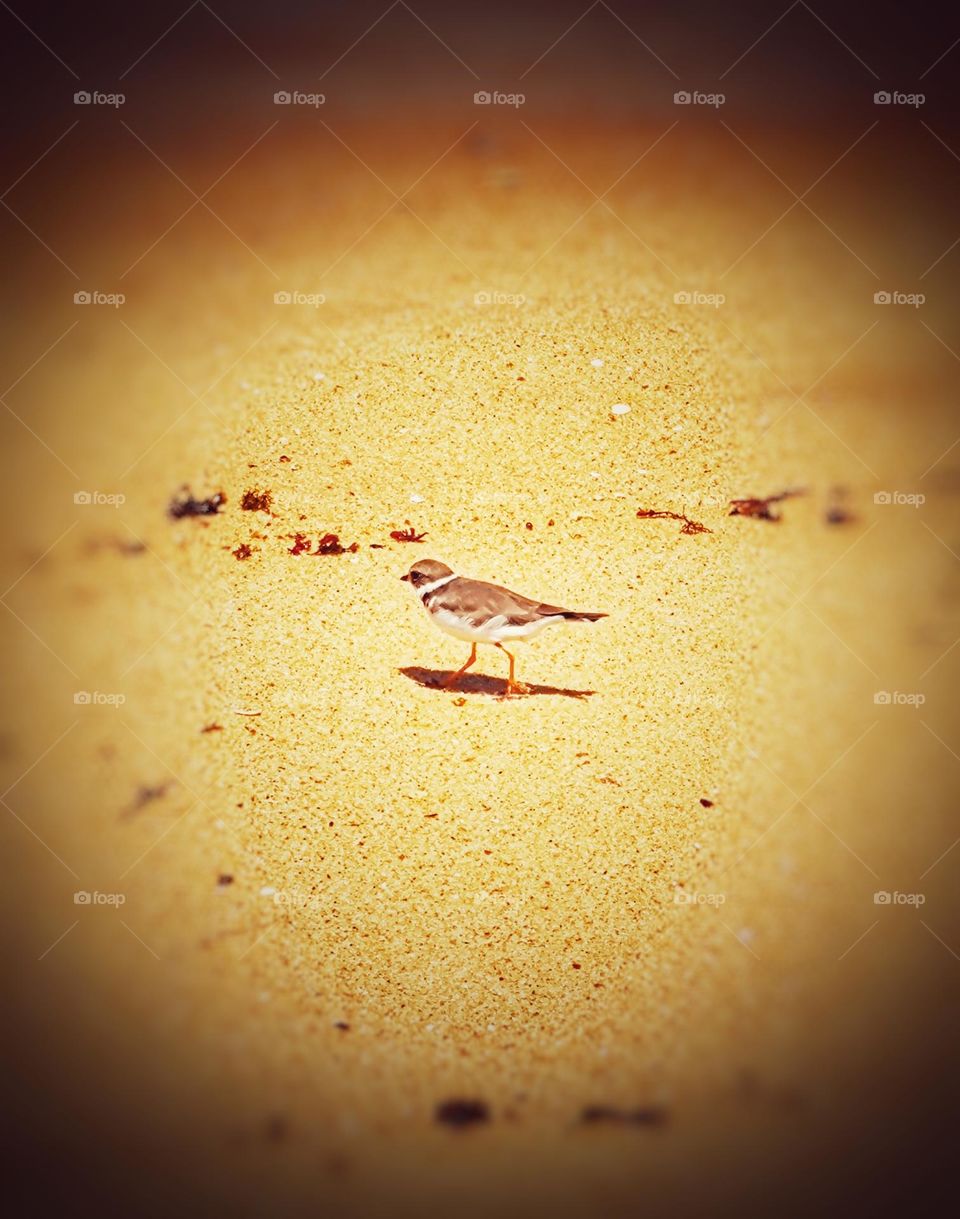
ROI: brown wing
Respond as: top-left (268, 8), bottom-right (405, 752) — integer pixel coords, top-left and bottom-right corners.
top-left (533, 599), bottom-right (578, 618)
top-left (428, 577), bottom-right (574, 627)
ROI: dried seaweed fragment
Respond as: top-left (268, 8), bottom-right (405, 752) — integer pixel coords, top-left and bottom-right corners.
top-left (241, 489), bottom-right (272, 512)
top-left (636, 508), bottom-right (711, 535)
top-left (390, 526), bottom-right (428, 543)
top-left (316, 533), bottom-right (359, 555)
top-left (728, 489), bottom-right (804, 521)
top-left (168, 488), bottom-right (226, 519)
top-left (288, 532), bottom-right (358, 555)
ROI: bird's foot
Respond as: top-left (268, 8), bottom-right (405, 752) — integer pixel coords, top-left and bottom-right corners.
top-left (504, 680), bottom-right (532, 696)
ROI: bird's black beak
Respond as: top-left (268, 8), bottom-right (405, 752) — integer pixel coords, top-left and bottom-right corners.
top-left (400, 573), bottom-right (410, 582)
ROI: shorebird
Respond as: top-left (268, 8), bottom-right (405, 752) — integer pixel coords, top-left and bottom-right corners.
top-left (401, 559), bottom-right (606, 694)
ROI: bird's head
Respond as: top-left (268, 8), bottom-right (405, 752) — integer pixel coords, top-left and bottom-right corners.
top-left (400, 559), bottom-right (454, 589)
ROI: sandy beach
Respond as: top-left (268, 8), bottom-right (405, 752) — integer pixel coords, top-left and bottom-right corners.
top-left (2, 102), bottom-right (959, 1215)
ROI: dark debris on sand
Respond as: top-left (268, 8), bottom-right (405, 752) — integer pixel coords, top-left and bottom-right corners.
top-left (390, 525), bottom-right (428, 543)
top-left (825, 486), bottom-right (857, 525)
top-left (241, 489), bottom-right (272, 512)
top-left (636, 508), bottom-right (711, 535)
top-left (121, 781), bottom-right (174, 819)
top-left (728, 489), bottom-right (804, 521)
top-left (168, 488), bottom-right (227, 519)
top-left (83, 536), bottom-right (147, 556)
top-left (317, 532), bottom-right (358, 555)
top-left (288, 532), bottom-right (359, 556)
top-left (435, 1099), bottom-right (490, 1129)
top-left (580, 1105), bottom-right (669, 1127)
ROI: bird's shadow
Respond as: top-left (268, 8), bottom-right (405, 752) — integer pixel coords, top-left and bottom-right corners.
top-left (400, 667), bottom-right (595, 700)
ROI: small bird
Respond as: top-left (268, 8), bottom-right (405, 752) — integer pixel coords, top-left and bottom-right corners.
top-left (401, 558), bottom-right (607, 695)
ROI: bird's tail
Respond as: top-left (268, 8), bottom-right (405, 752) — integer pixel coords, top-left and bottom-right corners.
top-left (560, 611), bottom-right (607, 622)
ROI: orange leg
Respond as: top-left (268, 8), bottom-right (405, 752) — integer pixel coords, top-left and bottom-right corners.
top-left (496, 643), bottom-right (530, 695)
top-left (443, 642), bottom-right (477, 689)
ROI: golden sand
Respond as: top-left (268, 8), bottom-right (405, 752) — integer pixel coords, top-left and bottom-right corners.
top-left (2, 120), bottom-right (958, 1213)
